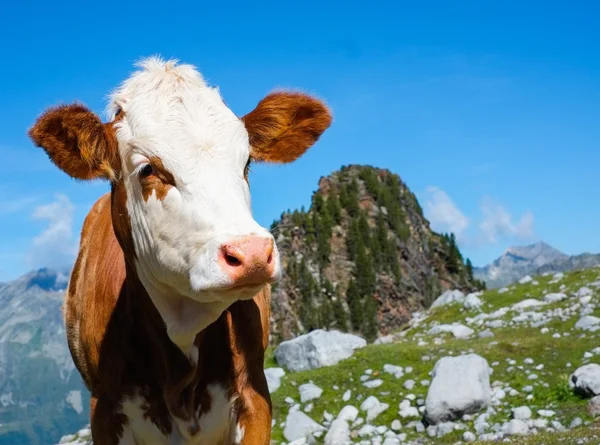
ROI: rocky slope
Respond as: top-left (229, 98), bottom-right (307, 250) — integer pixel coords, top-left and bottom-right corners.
top-left (59, 265), bottom-right (600, 445)
top-left (0, 268), bottom-right (89, 445)
top-left (260, 265), bottom-right (600, 445)
top-left (269, 164), bottom-right (484, 343)
top-left (474, 241), bottom-right (600, 289)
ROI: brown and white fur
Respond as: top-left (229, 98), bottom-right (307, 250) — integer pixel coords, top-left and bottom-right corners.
top-left (28, 57), bottom-right (332, 445)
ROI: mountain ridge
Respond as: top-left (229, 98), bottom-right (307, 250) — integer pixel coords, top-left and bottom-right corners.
top-left (0, 267), bottom-right (89, 445)
top-left (474, 241), bottom-right (600, 288)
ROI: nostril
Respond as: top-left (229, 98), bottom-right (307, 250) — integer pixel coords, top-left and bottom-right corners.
top-left (266, 239), bottom-right (274, 265)
top-left (221, 245), bottom-right (244, 268)
top-left (225, 253), bottom-right (242, 267)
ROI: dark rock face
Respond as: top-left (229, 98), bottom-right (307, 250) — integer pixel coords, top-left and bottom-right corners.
top-left (269, 164), bottom-right (480, 343)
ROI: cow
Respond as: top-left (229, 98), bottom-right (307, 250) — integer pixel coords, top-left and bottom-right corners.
top-left (28, 57), bottom-right (332, 445)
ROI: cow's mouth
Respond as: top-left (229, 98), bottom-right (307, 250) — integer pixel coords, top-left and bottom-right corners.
top-left (224, 281), bottom-right (270, 295)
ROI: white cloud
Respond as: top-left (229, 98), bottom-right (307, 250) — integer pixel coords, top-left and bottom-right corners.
top-left (478, 197), bottom-right (535, 245)
top-left (423, 187), bottom-right (535, 248)
top-left (423, 186), bottom-right (470, 242)
top-left (27, 194), bottom-right (78, 269)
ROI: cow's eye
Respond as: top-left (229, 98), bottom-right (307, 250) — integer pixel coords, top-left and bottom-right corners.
top-left (244, 157), bottom-right (251, 177)
top-left (139, 164), bottom-right (154, 178)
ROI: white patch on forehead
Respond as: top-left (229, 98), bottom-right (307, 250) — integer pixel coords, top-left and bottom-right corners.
top-left (107, 56), bottom-right (249, 177)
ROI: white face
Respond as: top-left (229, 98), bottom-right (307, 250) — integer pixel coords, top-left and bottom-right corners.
top-left (109, 58), bottom-right (280, 303)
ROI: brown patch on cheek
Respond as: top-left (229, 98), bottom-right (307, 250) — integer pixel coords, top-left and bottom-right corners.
top-left (243, 158), bottom-right (251, 184)
top-left (111, 180), bottom-right (137, 262)
top-left (140, 156), bottom-right (176, 202)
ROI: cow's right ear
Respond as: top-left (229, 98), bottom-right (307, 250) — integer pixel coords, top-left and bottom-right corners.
top-left (28, 103), bottom-right (119, 181)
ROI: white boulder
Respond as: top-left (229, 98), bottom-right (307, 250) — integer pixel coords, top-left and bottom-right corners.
top-left (360, 396), bottom-right (389, 421)
top-left (464, 292), bottom-right (484, 309)
top-left (264, 368), bottom-right (285, 393)
top-left (427, 323), bottom-right (474, 339)
top-left (570, 364), bottom-right (600, 397)
top-left (519, 275), bottom-right (533, 284)
top-left (544, 292), bottom-right (567, 304)
top-left (324, 418), bottom-right (351, 445)
top-left (424, 354), bottom-right (492, 424)
top-left (503, 419), bottom-right (529, 436)
top-left (431, 290), bottom-right (465, 308)
top-left (274, 329), bottom-right (366, 372)
top-left (299, 383), bottom-right (323, 403)
top-left (575, 316), bottom-right (600, 332)
top-left (283, 410), bottom-right (326, 442)
top-left (512, 406), bottom-right (532, 420)
top-left (337, 405), bottom-right (359, 423)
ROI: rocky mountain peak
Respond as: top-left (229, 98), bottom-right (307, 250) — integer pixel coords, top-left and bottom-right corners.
top-left (503, 241), bottom-right (568, 266)
top-left (21, 267), bottom-right (70, 292)
top-left (475, 241), bottom-right (599, 289)
top-left (269, 164), bottom-right (484, 343)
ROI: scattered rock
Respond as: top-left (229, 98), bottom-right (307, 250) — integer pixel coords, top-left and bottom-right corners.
top-left (464, 292), bottom-right (484, 310)
top-left (575, 316), bottom-right (600, 332)
top-left (342, 390), bottom-right (351, 402)
top-left (264, 367), bottom-right (285, 393)
top-left (575, 286), bottom-right (593, 298)
top-left (323, 418), bottom-right (350, 445)
top-left (363, 379), bottom-right (383, 388)
top-left (463, 431), bottom-right (476, 442)
top-left (283, 410), bottom-right (326, 442)
top-left (427, 323), bottom-right (474, 339)
top-left (337, 405), bottom-right (359, 423)
top-left (519, 275), bottom-right (533, 284)
top-left (588, 395), bottom-right (600, 417)
top-left (512, 406), bottom-right (532, 420)
top-left (383, 364), bottom-right (404, 379)
top-left (503, 419), bottom-right (529, 436)
top-left (478, 329), bottom-right (494, 339)
top-left (511, 299), bottom-right (545, 311)
top-left (399, 400), bottom-right (420, 418)
top-left (374, 334), bottom-right (395, 345)
top-left (299, 383), bottom-right (323, 403)
top-left (544, 292), bottom-right (567, 303)
top-left (431, 290), bottom-right (465, 308)
top-left (361, 396), bottom-right (389, 421)
top-left (570, 417), bottom-right (583, 428)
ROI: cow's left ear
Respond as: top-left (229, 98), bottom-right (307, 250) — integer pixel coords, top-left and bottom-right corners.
top-left (241, 91), bottom-right (332, 163)
top-left (28, 103), bottom-right (119, 181)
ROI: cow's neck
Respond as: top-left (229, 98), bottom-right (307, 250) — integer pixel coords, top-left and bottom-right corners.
top-left (133, 264), bottom-right (231, 364)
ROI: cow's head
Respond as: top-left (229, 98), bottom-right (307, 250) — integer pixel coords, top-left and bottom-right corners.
top-left (29, 57), bottom-right (331, 307)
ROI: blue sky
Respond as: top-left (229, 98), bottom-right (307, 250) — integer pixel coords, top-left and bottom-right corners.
top-left (1, 1), bottom-right (598, 281)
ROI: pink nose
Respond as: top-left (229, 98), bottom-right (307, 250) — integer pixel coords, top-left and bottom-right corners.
top-left (218, 236), bottom-right (276, 287)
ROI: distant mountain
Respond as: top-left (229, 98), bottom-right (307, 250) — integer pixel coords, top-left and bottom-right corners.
top-left (474, 241), bottom-right (600, 288)
top-left (0, 268), bottom-right (89, 445)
